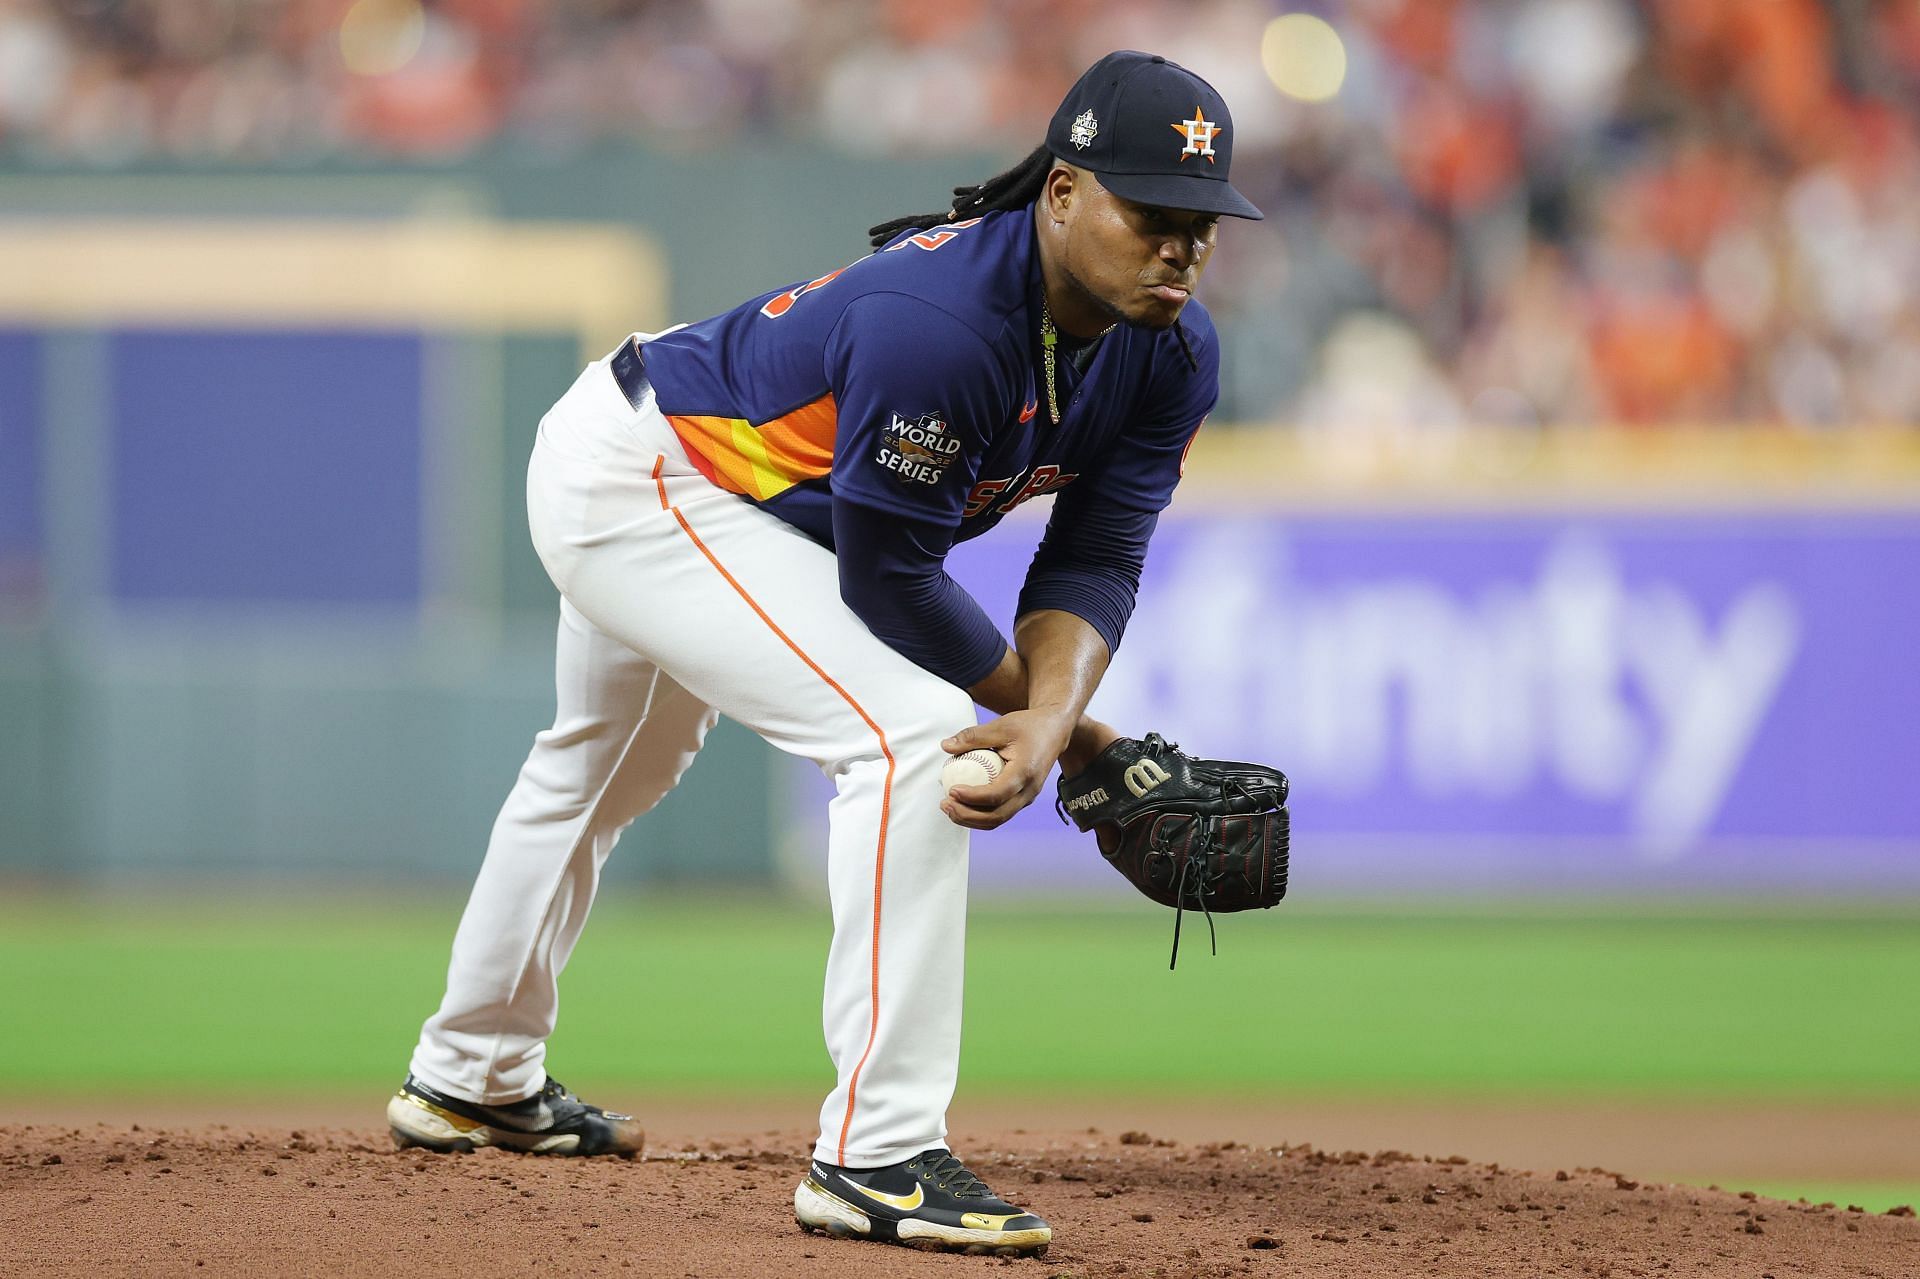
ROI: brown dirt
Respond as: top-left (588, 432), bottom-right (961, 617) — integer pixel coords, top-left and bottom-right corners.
top-left (4, 1119), bottom-right (1916, 1279)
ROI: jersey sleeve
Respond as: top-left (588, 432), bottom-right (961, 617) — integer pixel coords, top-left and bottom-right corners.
top-left (1092, 305), bottom-right (1220, 513)
top-left (1014, 309), bottom-right (1221, 655)
top-left (1016, 499), bottom-right (1158, 659)
top-left (822, 290), bottom-right (1014, 686)
top-left (822, 291), bottom-right (1011, 525)
top-left (833, 500), bottom-right (1009, 688)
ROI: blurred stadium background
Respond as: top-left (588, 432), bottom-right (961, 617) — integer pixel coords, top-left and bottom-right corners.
top-left (2, 0), bottom-right (1916, 1214)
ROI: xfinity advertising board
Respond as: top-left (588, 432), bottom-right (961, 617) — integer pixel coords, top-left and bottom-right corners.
top-left (790, 509), bottom-right (1920, 895)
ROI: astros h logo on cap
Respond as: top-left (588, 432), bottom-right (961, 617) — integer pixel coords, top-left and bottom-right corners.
top-left (1173, 107), bottom-right (1221, 162)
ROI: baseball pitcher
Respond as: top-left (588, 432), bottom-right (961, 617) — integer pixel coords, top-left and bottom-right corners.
top-left (388, 50), bottom-right (1286, 1258)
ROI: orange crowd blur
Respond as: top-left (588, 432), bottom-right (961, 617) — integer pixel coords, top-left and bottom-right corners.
top-left (5, 0), bottom-right (1919, 431)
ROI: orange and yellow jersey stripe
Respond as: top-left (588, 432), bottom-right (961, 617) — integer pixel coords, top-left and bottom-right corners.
top-left (665, 393), bottom-right (838, 502)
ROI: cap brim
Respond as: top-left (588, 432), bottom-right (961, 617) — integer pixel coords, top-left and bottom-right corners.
top-left (1096, 170), bottom-right (1264, 220)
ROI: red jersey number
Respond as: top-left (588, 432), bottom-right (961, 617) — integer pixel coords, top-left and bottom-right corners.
top-left (760, 268), bottom-right (848, 319)
top-left (880, 218), bottom-right (983, 254)
top-left (761, 218), bottom-right (984, 320)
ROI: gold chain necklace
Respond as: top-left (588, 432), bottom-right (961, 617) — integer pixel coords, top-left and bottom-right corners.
top-left (1039, 297), bottom-right (1114, 428)
top-left (1040, 296), bottom-right (1061, 428)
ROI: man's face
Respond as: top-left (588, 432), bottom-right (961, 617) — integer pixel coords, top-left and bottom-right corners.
top-left (1057, 169), bottom-right (1220, 330)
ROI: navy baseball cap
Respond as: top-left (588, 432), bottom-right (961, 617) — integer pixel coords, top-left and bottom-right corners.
top-left (1046, 50), bottom-right (1264, 221)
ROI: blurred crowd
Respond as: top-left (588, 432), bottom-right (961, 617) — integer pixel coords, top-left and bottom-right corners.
top-left (4, 0), bottom-right (1919, 429)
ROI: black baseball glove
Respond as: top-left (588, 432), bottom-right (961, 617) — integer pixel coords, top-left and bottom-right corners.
top-left (1056, 733), bottom-right (1290, 967)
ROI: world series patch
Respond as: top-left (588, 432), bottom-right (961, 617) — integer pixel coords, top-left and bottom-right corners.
top-left (875, 411), bottom-right (960, 485)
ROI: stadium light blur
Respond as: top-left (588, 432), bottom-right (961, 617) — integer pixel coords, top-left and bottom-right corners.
top-left (1261, 13), bottom-right (1347, 103)
top-left (339, 0), bottom-right (426, 77)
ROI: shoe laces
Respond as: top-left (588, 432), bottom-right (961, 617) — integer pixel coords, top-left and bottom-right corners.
top-left (906, 1151), bottom-right (993, 1199)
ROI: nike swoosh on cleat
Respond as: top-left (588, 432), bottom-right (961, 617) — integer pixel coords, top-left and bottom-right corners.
top-left (844, 1180), bottom-right (925, 1212)
top-left (399, 1094), bottom-right (483, 1133)
top-left (1018, 399), bottom-right (1038, 423)
top-left (487, 1099), bottom-right (558, 1134)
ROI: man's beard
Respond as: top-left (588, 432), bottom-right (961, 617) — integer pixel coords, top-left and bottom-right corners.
top-left (1059, 252), bottom-right (1160, 332)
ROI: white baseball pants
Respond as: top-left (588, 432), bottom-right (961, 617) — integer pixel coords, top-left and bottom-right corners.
top-left (408, 342), bottom-right (979, 1168)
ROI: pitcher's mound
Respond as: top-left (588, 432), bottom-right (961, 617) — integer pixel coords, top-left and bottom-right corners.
top-left (4, 1124), bottom-right (1915, 1277)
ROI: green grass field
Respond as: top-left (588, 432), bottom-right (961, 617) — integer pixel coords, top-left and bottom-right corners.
top-left (6, 894), bottom-right (1916, 1211)
top-left (4, 894), bottom-right (1915, 1099)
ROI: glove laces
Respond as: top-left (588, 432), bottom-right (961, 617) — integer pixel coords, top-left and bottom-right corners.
top-left (1167, 766), bottom-right (1277, 967)
top-left (1164, 764), bottom-right (1261, 969)
top-left (1163, 825), bottom-right (1219, 970)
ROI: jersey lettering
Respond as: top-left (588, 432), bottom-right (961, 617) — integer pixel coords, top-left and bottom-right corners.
top-left (875, 447), bottom-right (949, 485)
top-left (963, 476), bottom-right (1015, 518)
top-left (963, 466), bottom-right (1080, 518)
top-left (999, 465), bottom-right (1077, 512)
top-left (760, 267), bottom-right (848, 319)
top-left (880, 218), bottom-right (983, 253)
top-left (875, 411), bottom-right (960, 486)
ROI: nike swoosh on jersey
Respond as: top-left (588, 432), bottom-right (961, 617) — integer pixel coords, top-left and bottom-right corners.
top-left (1018, 399), bottom-right (1038, 423)
top-left (843, 1179), bottom-right (926, 1212)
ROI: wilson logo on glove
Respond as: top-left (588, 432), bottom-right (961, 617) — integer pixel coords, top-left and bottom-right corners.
top-left (1064, 787), bottom-right (1110, 813)
top-left (1123, 759), bottom-right (1171, 798)
top-left (1056, 734), bottom-right (1290, 968)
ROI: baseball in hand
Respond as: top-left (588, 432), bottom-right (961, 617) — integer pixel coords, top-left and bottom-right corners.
top-left (941, 748), bottom-right (1006, 793)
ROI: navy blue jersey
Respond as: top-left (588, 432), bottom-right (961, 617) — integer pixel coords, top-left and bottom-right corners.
top-left (642, 206), bottom-right (1217, 545)
top-left (638, 204), bottom-right (1219, 686)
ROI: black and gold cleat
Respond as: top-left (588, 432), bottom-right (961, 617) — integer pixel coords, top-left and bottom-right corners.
top-left (794, 1148), bottom-right (1051, 1256)
top-left (385, 1074), bottom-right (643, 1157)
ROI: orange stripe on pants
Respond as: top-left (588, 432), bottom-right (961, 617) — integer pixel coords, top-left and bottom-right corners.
top-left (650, 457), bottom-right (893, 1167)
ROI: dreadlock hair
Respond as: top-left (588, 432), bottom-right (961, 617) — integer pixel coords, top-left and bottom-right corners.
top-left (867, 144), bottom-right (1055, 250)
top-left (865, 142), bottom-right (1200, 372)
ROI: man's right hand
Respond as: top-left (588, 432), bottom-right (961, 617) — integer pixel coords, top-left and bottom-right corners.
top-left (939, 709), bottom-right (1077, 830)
